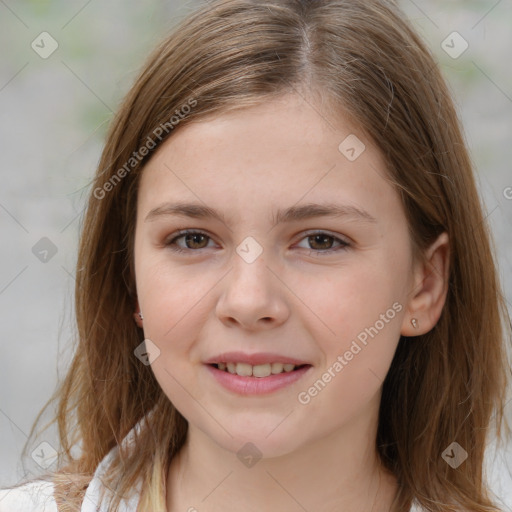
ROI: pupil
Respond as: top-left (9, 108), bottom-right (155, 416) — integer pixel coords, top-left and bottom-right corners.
top-left (312, 235), bottom-right (331, 249)
top-left (187, 233), bottom-right (206, 248)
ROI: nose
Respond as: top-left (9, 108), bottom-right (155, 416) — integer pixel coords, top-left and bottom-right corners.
top-left (215, 251), bottom-right (290, 331)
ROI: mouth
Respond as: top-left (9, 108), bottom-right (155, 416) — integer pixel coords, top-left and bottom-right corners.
top-left (209, 362), bottom-right (311, 377)
top-left (205, 362), bottom-right (313, 395)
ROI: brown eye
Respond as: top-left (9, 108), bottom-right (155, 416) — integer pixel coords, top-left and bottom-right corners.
top-left (296, 231), bottom-right (350, 256)
top-left (165, 230), bottom-right (214, 253)
top-left (164, 229), bottom-right (350, 256)
top-left (308, 234), bottom-right (336, 250)
top-left (182, 233), bottom-right (209, 249)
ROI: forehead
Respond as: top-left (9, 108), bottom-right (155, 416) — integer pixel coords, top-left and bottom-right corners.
top-left (137, 93), bottom-right (401, 226)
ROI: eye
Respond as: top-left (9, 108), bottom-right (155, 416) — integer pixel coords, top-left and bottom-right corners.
top-left (164, 230), bottom-right (216, 253)
top-left (164, 229), bottom-right (351, 256)
top-left (295, 231), bottom-right (350, 256)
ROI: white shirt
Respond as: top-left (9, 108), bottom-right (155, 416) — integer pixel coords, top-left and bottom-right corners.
top-left (0, 478), bottom-right (425, 512)
top-left (0, 444), bottom-right (140, 511)
top-left (0, 413), bottom-right (145, 512)
top-left (1, 412), bottom-right (511, 511)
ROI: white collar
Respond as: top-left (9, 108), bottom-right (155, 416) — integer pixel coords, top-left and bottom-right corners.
top-left (80, 410), bottom-right (155, 511)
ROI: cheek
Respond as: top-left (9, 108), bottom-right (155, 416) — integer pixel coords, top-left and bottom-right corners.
top-left (296, 357), bottom-right (385, 438)
top-left (309, 261), bottom-right (405, 340)
top-left (135, 256), bottom-right (220, 397)
top-left (303, 257), bottom-right (406, 401)
top-left (136, 256), bottom-right (213, 335)
top-left (139, 259), bottom-right (273, 400)
top-left (132, 253), bottom-right (227, 437)
top-left (297, 268), bottom-right (405, 423)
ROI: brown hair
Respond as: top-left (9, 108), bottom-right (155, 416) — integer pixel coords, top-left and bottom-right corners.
top-left (10, 0), bottom-right (511, 510)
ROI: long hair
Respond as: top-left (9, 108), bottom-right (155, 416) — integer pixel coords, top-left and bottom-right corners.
top-left (11, 0), bottom-right (511, 510)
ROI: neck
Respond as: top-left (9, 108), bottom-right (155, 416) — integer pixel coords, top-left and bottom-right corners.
top-left (166, 396), bottom-right (398, 512)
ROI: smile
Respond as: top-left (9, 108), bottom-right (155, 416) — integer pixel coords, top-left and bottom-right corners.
top-left (215, 361), bottom-right (305, 377)
top-left (205, 363), bottom-right (313, 395)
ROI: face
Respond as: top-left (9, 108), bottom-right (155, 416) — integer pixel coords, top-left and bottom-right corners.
top-left (133, 92), bottom-right (417, 457)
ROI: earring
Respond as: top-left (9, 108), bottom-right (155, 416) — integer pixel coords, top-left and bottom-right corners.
top-left (133, 311), bottom-right (143, 326)
top-left (411, 318), bottom-right (419, 329)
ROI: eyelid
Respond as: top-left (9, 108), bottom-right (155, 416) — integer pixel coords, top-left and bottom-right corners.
top-left (164, 228), bottom-right (352, 256)
top-left (164, 228), bottom-right (218, 248)
top-left (293, 230), bottom-right (351, 256)
top-left (298, 229), bottom-right (351, 245)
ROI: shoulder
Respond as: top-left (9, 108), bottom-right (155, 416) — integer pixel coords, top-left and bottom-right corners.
top-left (0, 408), bottom-right (153, 512)
top-left (0, 480), bottom-right (58, 512)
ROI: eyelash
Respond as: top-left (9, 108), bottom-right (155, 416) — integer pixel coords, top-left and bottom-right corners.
top-left (164, 229), bottom-right (351, 257)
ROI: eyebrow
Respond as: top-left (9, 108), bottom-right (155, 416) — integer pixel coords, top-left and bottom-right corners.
top-left (145, 201), bottom-right (377, 226)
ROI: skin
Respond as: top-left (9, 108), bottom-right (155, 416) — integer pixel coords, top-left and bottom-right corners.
top-left (133, 92), bottom-right (450, 511)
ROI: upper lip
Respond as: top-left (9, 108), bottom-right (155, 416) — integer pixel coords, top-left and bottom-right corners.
top-left (204, 351), bottom-right (312, 366)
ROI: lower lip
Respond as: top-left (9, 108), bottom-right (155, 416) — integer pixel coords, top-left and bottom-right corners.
top-left (205, 364), bottom-right (312, 395)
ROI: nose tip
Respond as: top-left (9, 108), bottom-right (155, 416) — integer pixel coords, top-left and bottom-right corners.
top-left (216, 257), bottom-right (289, 330)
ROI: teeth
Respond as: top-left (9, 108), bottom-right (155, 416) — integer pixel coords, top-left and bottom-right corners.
top-left (271, 363), bottom-right (284, 374)
top-left (253, 364), bottom-right (272, 377)
top-left (235, 362), bottom-right (253, 377)
top-left (216, 362), bottom-right (300, 377)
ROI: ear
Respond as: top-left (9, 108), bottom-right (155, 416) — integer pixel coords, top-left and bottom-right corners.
top-left (401, 232), bottom-right (450, 337)
top-left (133, 299), bottom-right (144, 328)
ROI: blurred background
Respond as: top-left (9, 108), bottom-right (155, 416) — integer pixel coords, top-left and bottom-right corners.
top-left (0, 0), bottom-right (511, 507)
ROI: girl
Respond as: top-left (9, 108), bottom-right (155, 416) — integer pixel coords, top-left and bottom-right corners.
top-left (1, 0), bottom-right (511, 510)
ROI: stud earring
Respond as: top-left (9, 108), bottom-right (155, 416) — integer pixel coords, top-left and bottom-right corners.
top-left (411, 318), bottom-right (419, 329)
top-left (133, 311), bottom-right (143, 325)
